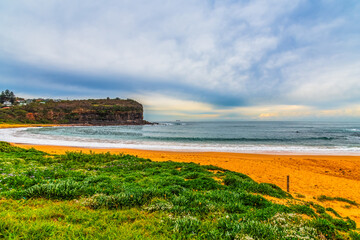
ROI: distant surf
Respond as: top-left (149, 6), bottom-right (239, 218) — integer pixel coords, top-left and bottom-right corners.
top-left (1, 121), bottom-right (360, 155)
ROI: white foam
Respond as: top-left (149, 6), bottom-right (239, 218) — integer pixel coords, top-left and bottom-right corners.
top-left (347, 128), bottom-right (360, 132)
top-left (1, 127), bottom-right (360, 155)
top-left (158, 123), bottom-right (174, 126)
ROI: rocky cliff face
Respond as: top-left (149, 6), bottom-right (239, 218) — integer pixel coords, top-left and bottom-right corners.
top-left (0, 99), bottom-right (148, 125)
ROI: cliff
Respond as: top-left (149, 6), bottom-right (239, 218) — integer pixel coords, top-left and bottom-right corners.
top-left (0, 99), bottom-right (148, 125)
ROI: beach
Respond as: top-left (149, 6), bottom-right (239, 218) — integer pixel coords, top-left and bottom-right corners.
top-left (12, 143), bottom-right (360, 224)
top-left (2, 123), bottom-right (360, 223)
top-left (0, 123), bottom-right (61, 128)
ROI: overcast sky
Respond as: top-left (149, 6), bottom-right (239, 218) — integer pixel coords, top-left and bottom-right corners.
top-left (1, 0), bottom-right (360, 121)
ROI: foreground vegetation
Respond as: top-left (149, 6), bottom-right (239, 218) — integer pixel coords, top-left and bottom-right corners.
top-left (0, 142), bottom-right (359, 239)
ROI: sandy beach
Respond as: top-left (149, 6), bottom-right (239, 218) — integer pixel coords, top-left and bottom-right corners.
top-left (11, 143), bottom-right (360, 224)
top-left (0, 123), bottom-right (61, 128)
top-left (2, 122), bottom-right (360, 223)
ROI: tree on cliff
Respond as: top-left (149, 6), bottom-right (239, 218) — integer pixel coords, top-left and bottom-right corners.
top-left (0, 89), bottom-right (16, 104)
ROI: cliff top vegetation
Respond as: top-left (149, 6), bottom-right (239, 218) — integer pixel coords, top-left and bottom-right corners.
top-left (0, 90), bottom-right (144, 124)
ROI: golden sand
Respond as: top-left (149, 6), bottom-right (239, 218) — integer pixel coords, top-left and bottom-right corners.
top-left (0, 123), bottom-right (61, 128)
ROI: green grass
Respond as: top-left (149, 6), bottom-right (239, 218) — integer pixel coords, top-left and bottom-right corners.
top-left (295, 193), bottom-right (306, 198)
top-left (318, 195), bottom-right (358, 206)
top-left (0, 141), bottom-right (359, 239)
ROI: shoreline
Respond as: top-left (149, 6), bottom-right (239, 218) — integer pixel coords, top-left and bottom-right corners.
top-left (2, 124), bottom-right (360, 156)
top-left (2, 124), bottom-right (360, 223)
top-left (0, 122), bottom-right (154, 129)
top-left (9, 141), bottom-right (360, 156)
top-left (12, 143), bottom-right (360, 224)
top-left (0, 123), bottom-right (63, 128)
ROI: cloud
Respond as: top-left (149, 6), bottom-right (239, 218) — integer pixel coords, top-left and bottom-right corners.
top-left (0, 1), bottom-right (296, 92)
top-left (283, 60), bottom-right (360, 106)
top-left (0, 0), bottom-right (360, 120)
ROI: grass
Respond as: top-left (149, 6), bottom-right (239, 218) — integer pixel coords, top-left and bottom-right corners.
top-left (295, 193), bottom-right (306, 198)
top-left (0, 141), bottom-right (359, 239)
top-left (318, 195), bottom-right (358, 206)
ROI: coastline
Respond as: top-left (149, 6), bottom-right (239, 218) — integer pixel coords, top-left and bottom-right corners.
top-left (3, 124), bottom-right (360, 156)
top-left (12, 143), bottom-right (360, 224)
top-left (2, 124), bottom-right (360, 223)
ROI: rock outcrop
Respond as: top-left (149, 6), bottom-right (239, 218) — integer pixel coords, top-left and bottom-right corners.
top-left (0, 99), bottom-right (148, 125)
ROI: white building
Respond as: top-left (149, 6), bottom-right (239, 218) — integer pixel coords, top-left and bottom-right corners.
top-left (3, 101), bottom-right (12, 107)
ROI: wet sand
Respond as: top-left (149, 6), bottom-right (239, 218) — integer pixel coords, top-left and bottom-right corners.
top-left (12, 143), bottom-right (360, 224)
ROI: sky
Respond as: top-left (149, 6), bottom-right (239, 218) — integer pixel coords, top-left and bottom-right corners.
top-left (1, 0), bottom-right (360, 121)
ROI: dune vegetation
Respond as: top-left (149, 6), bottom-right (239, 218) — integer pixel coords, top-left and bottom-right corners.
top-left (0, 142), bottom-right (359, 239)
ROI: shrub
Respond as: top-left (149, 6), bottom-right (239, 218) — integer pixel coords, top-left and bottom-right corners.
top-left (0, 142), bottom-right (45, 156)
top-left (184, 172), bottom-right (202, 179)
top-left (349, 231), bottom-right (360, 240)
top-left (330, 218), bottom-right (356, 232)
top-left (318, 195), bottom-right (358, 206)
top-left (326, 207), bottom-right (342, 218)
top-left (241, 220), bottom-right (281, 240)
top-left (144, 198), bottom-right (174, 212)
top-left (290, 204), bottom-right (316, 217)
top-left (171, 215), bottom-right (201, 235)
top-left (223, 174), bottom-right (290, 198)
top-left (185, 177), bottom-right (221, 190)
top-left (311, 218), bottom-right (336, 239)
top-left (25, 180), bottom-right (86, 200)
top-left (83, 188), bottom-right (156, 209)
top-left (223, 202), bottom-right (248, 214)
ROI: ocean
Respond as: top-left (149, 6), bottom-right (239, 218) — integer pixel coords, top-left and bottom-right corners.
top-left (1, 121), bottom-right (360, 155)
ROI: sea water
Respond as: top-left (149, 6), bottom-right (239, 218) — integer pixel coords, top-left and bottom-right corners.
top-left (1, 121), bottom-right (360, 155)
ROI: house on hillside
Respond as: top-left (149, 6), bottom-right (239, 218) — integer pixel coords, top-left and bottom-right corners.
top-left (16, 99), bottom-right (27, 106)
top-left (3, 101), bottom-right (12, 107)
